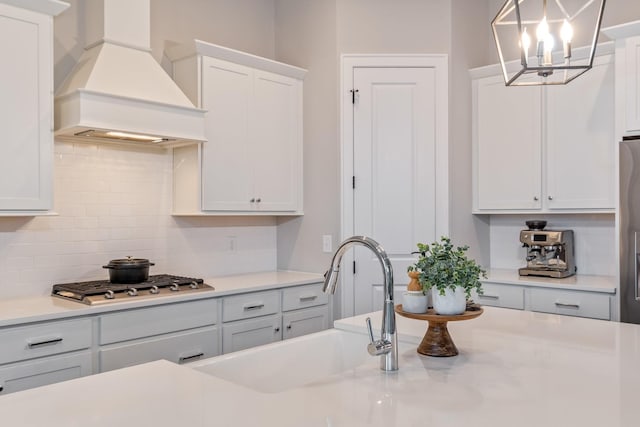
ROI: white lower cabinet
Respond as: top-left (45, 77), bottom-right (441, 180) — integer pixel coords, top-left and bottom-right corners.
top-left (98, 299), bottom-right (220, 372)
top-left (222, 314), bottom-right (283, 353)
top-left (474, 283), bottom-right (525, 310)
top-left (529, 288), bottom-right (611, 320)
top-left (0, 351), bottom-right (92, 395)
top-left (0, 318), bottom-right (93, 395)
top-left (221, 283), bottom-right (330, 354)
top-left (100, 327), bottom-right (219, 372)
top-left (473, 281), bottom-right (613, 320)
top-left (0, 281), bottom-right (328, 394)
top-left (283, 306), bottom-right (329, 340)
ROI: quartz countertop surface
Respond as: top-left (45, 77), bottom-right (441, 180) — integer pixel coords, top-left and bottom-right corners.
top-left (0, 270), bottom-right (323, 327)
top-left (483, 268), bottom-right (617, 293)
top-left (1, 306), bottom-right (639, 426)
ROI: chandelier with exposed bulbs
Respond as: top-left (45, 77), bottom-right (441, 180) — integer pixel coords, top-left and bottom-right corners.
top-left (492, 0), bottom-right (606, 86)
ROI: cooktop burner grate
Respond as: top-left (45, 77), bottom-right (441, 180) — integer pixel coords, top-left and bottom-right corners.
top-left (52, 274), bottom-right (212, 305)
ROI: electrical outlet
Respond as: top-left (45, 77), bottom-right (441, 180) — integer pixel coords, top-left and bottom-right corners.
top-left (322, 235), bottom-right (332, 253)
top-left (227, 236), bottom-right (237, 251)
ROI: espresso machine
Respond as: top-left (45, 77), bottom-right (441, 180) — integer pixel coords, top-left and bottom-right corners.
top-left (518, 220), bottom-right (576, 278)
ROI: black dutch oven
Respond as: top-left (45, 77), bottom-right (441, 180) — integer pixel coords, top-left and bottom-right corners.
top-left (103, 257), bottom-right (155, 284)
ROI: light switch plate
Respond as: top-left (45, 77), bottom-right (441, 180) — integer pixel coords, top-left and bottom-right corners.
top-left (322, 235), bottom-right (332, 253)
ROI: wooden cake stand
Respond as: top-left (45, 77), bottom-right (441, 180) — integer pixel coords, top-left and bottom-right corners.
top-left (395, 305), bottom-right (483, 357)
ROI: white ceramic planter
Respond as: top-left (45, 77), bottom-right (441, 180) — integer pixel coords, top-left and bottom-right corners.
top-left (432, 286), bottom-right (466, 315)
top-left (402, 291), bottom-right (429, 313)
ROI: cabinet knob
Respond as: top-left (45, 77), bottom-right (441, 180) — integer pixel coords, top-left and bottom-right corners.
top-left (0, 385), bottom-right (3, 393)
top-left (286, 325), bottom-right (292, 330)
top-left (533, 196), bottom-right (539, 201)
top-left (250, 198), bottom-right (255, 203)
top-left (548, 196), bottom-right (553, 200)
top-left (256, 198), bottom-right (261, 203)
top-left (275, 327), bottom-right (280, 332)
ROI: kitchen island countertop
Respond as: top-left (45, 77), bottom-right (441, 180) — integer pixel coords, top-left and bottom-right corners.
top-left (1, 306), bottom-right (639, 426)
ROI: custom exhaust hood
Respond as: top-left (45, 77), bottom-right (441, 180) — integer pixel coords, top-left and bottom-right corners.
top-left (54, 0), bottom-right (206, 147)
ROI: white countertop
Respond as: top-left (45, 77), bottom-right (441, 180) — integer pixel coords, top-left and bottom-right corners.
top-left (1, 306), bottom-right (639, 426)
top-left (484, 268), bottom-right (617, 293)
top-left (0, 270), bottom-right (323, 327)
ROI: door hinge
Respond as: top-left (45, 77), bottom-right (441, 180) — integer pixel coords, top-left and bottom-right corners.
top-left (352, 176), bottom-right (356, 189)
top-left (353, 260), bottom-right (356, 275)
top-left (350, 89), bottom-right (359, 104)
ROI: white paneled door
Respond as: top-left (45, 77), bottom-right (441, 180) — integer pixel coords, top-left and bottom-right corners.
top-left (351, 67), bottom-right (438, 315)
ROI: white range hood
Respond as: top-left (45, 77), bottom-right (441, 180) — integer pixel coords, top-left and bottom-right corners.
top-left (54, 0), bottom-right (206, 147)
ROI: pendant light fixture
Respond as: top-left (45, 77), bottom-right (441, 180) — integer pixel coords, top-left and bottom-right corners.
top-left (492, 0), bottom-right (606, 86)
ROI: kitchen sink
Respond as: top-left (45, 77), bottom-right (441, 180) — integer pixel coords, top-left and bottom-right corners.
top-left (190, 328), bottom-right (394, 393)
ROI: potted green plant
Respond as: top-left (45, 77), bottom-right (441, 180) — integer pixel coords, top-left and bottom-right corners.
top-left (408, 236), bottom-right (486, 315)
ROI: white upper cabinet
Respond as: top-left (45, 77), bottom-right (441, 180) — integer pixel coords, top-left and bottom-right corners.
top-left (168, 40), bottom-right (305, 215)
top-left (472, 48), bottom-right (615, 213)
top-left (602, 21), bottom-right (640, 136)
top-left (625, 36), bottom-right (640, 134)
top-left (0, 1), bottom-right (68, 213)
top-left (545, 55), bottom-right (615, 210)
top-left (473, 75), bottom-right (542, 210)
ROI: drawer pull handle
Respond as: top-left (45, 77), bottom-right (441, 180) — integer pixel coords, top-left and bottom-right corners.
top-left (480, 294), bottom-right (499, 300)
top-left (243, 303), bottom-right (265, 311)
top-left (179, 352), bottom-right (204, 363)
top-left (28, 337), bottom-right (63, 349)
top-left (555, 301), bottom-right (580, 309)
top-left (299, 295), bottom-right (318, 302)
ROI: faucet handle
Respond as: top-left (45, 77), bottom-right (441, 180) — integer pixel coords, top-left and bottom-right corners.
top-left (365, 317), bottom-right (392, 356)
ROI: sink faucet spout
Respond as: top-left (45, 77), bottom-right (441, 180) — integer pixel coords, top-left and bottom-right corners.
top-left (323, 236), bottom-right (398, 371)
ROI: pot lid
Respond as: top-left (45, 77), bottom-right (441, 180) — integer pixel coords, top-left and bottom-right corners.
top-left (106, 257), bottom-right (153, 268)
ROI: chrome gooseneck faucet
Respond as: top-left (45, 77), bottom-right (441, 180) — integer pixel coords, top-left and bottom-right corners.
top-left (323, 236), bottom-right (398, 371)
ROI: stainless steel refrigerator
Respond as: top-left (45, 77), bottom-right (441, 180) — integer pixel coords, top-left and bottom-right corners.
top-left (619, 135), bottom-right (640, 323)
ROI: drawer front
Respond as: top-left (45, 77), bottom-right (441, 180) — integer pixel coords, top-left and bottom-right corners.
top-left (282, 283), bottom-right (328, 311)
top-left (222, 314), bottom-right (282, 354)
top-left (0, 350), bottom-right (92, 395)
top-left (474, 282), bottom-right (525, 310)
top-left (529, 288), bottom-right (611, 320)
top-left (99, 326), bottom-right (220, 372)
top-left (100, 298), bottom-right (218, 345)
top-left (282, 306), bottom-right (329, 340)
top-left (223, 290), bottom-right (280, 322)
top-left (0, 318), bottom-right (92, 365)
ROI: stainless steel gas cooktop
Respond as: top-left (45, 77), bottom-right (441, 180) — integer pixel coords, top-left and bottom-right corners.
top-left (52, 274), bottom-right (214, 305)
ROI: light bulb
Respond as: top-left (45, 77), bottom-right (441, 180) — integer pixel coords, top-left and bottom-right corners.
top-left (561, 19), bottom-right (573, 59)
top-left (521, 27), bottom-right (531, 51)
top-left (560, 19), bottom-right (573, 43)
top-left (521, 27), bottom-right (531, 65)
top-left (536, 16), bottom-right (549, 42)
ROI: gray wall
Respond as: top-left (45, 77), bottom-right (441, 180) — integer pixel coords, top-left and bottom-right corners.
top-left (274, 0), bottom-right (339, 274)
top-left (54, 0), bottom-right (277, 88)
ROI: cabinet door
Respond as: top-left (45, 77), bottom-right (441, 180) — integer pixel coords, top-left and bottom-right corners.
top-left (282, 306), bottom-right (329, 340)
top-left (0, 351), bottom-right (92, 395)
top-left (474, 75), bottom-right (542, 210)
top-left (222, 314), bottom-right (282, 354)
top-left (625, 36), bottom-right (640, 134)
top-left (99, 326), bottom-right (220, 372)
top-left (529, 287), bottom-right (611, 320)
top-left (251, 70), bottom-right (300, 211)
top-left (201, 57), bottom-right (253, 211)
top-left (0, 5), bottom-right (52, 210)
top-left (471, 282), bottom-right (524, 310)
top-left (545, 55), bottom-right (615, 210)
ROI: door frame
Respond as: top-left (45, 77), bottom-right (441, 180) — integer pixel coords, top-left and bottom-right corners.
top-left (339, 54), bottom-right (449, 318)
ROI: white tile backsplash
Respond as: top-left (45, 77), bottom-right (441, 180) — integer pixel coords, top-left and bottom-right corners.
top-left (489, 214), bottom-right (616, 276)
top-left (0, 142), bottom-right (277, 299)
